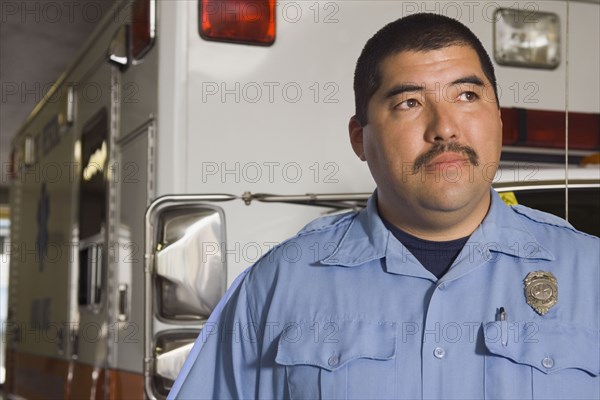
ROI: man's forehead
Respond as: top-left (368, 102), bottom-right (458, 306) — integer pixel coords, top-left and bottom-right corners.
top-left (377, 45), bottom-right (488, 88)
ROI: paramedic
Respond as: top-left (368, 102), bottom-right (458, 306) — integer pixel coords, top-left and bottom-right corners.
top-left (170, 13), bottom-right (600, 399)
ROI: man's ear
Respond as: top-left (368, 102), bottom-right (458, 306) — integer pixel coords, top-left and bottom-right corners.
top-left (349, 116), bottom-right (367, 161)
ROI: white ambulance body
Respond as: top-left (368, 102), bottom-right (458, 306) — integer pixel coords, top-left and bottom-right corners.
top-left (5, 0), bottom-right (599, 398)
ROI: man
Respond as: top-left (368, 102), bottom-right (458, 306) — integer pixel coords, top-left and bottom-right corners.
top-left (171, 13), bottom-right (599, 399)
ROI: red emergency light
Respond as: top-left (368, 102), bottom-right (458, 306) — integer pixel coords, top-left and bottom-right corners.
top-left (131, 0), bottom-right (155, 60)
top-left (199, 0), bottom-right (276, 45)
top-left (501, 108), bottom-right (600, 150)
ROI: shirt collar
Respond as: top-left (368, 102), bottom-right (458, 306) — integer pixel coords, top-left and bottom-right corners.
top-left (321, 192), bottom-right (389, 267)
top-left (474, 189), bottom-right (555, 261)
top-left (321, 189), bottom-right (554, 273)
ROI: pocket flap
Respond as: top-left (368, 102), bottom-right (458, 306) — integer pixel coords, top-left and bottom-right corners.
top-left (275, 320), bottom-right (396, 371)
top-left (483, 321), bottom-right (600, 376)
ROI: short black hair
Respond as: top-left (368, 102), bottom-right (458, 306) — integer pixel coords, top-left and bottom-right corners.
top-left (353, 13), bottom-right (498, 126)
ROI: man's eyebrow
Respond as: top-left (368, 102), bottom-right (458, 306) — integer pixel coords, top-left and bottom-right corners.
top-left (450, 75), bottom-right (485, 87)
top-left (383, 75), bottom-right (485, 100)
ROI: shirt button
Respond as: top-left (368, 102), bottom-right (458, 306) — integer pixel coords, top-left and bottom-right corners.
top-left (328, 355), bottom-right (339, 367)
top-left (542, 357), bottom-right (554, 369)
top-left (438, 283), bottom-right (446, 290)
top-left (433, 347), bottom-right (446, 359)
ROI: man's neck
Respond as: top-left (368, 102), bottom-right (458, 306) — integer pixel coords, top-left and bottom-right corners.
top-left (377, 190), bottom-right (491, 241)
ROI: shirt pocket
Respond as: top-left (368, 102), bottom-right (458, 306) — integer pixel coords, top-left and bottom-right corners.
top-left (275, 319), bottom-right (397, 400)
top-left (483, 320), bottom-right (599, 400)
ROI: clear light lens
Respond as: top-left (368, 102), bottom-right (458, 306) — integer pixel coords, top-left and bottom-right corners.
top-left (155, 207), bottom-right (226, 321)
top-left (153, 331), bottom-right (199, 397)
top-left (494, 8), bottom-right (560, 69)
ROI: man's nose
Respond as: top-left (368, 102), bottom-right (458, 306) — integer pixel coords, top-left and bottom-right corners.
top-left (423, 102), bottom-right (461, 143)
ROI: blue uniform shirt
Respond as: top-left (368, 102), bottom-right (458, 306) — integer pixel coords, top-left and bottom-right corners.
top-left (170, 190), bottom-right (600, 399)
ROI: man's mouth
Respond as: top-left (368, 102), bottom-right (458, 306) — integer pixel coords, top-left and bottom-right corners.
top-left (425, 153), bottom-right (469, 169)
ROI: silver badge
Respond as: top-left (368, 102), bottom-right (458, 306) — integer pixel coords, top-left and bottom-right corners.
top-left (524, 271), bottom-right (558, 315)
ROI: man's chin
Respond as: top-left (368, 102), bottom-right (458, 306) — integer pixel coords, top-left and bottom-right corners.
top-left (418, 186), bottom-right (489, 214)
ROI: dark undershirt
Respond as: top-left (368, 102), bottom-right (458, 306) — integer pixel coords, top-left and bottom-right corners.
top-left (382, 218), bottom-right (470, 279)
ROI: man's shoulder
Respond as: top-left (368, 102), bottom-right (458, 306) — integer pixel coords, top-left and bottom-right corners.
top-left (509, 204), bottom-right (598, 241)
top-left (241, 211), bottom-right (362, 298)
top-left (296, 210), bottom-right (358, 237)
top-left (247, 211), bottom-right (359, 274)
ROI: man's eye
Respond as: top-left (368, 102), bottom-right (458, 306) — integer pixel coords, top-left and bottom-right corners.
top-left (458, 91), bottom-right (478, 102)
top-left (398, 98), bottom-right (420, 109)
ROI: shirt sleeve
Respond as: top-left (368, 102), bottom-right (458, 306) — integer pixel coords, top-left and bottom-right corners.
top-left (168, 265), bottom-right (285, 399)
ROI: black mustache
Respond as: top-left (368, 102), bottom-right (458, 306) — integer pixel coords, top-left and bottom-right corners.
top-left (412, 142), bottom-right (479, 174)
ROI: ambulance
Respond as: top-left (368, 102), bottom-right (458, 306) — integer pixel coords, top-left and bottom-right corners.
top-left (3, 0), bottom-right (599, 398)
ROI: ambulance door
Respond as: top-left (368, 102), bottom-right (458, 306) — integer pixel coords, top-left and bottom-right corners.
top-left (70, 59), bottom-right (114, 399)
